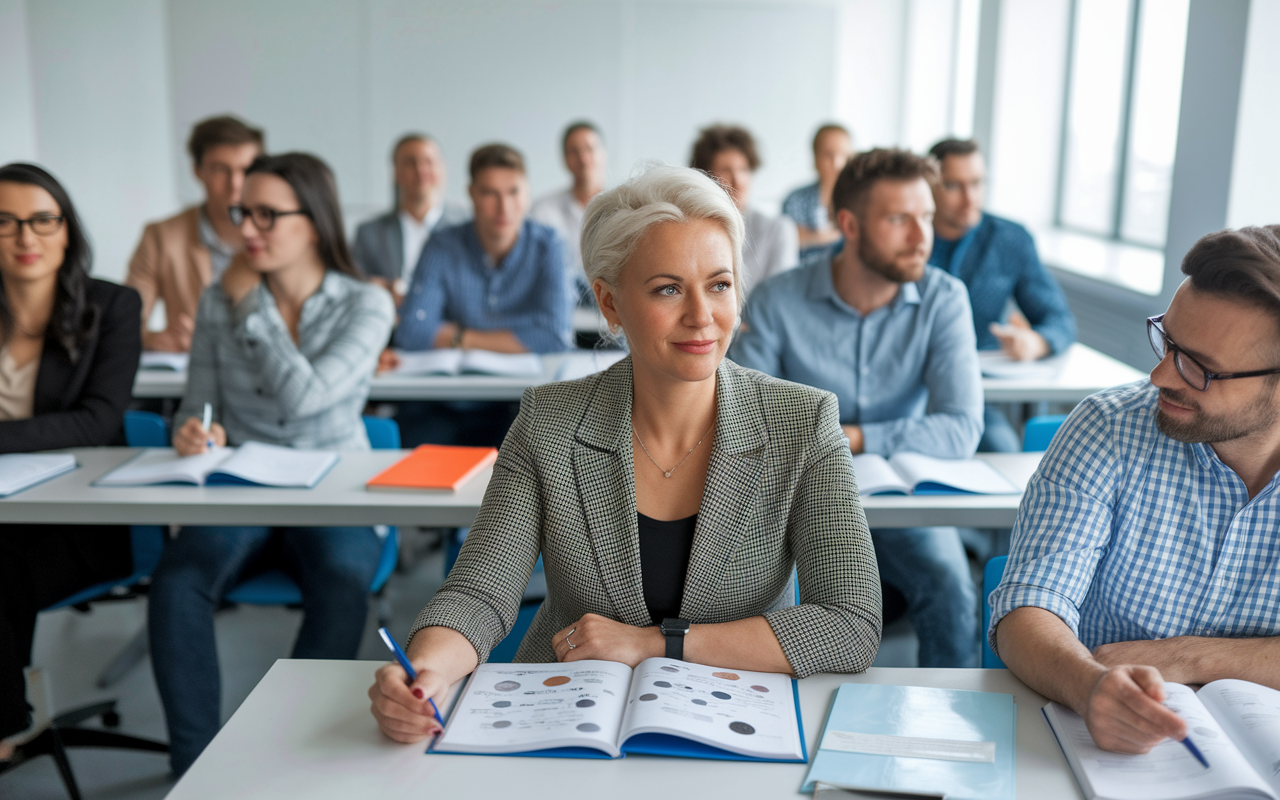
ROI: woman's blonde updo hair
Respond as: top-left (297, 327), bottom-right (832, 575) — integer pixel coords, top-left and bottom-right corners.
top-left (581, 163), bottom-right (746, 333)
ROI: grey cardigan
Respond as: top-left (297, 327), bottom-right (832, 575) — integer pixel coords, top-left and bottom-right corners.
top-left (178, 271), bottom-right (395, 451)
top-left (410, 357), bottom-right (882, 678)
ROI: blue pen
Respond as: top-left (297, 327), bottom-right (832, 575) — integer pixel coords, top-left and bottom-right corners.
top-left (1180, 735), bottom-right (1210, 769)
top-left (377, 627), bottom-right (446, 747)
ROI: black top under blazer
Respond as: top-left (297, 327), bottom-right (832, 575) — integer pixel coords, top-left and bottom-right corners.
top-left (0, 279), bottom-right (142, 453)
top-left (410, 356), bottom-right (883, 678)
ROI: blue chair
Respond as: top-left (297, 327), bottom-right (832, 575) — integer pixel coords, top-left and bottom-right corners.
top-left (225, 416), bottom-right (400, 624)
top-left (981, 555), bottom-right (1008, 669)
top-left (1022, 414), bottom-right (1069, 452)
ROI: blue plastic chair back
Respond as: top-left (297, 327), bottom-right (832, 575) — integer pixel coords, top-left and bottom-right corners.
top-left (1022, 414), bottom-right (1069, 452)
top-left (362, 415), bottom-right (401, 450)
top-left (124, 409), bottom-right (170, 447)
top-left (981, 555), bottom-right (1009, 668)
top-left (489, 602), bottom-right (541, 663)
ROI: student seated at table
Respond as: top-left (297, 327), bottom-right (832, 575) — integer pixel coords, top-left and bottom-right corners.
top-left (690, 124), bottom-right (799, 298)
top-left (926, 138), bottom-right (1076, 452)
top-left (0, 163), bottom-right (142, 762)
top-left (390, 143), bottom-right (571, 447)
top-left (782, 123), bottom-right (855, 261)
top-left (148, 152), bottom-right (394, 776)
top-left (368, 165), bottom-right (882, 743)
top-left (352, 132), bottom-right (470, 308)
top-left (125, 115), bottom-right (265, 353)
top-left (730, 148), bottom-right (984, 668)
top-left (990, 225), bottom-right (1280, 755)
top-left (531, 120), bottom-right (609, 307)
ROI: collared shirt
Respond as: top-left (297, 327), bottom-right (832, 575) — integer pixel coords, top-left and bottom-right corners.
top-left (781, 181), bottom-right (838, 263)
top-left (989, 381), bottom-right (1280, 653)
top-left (179, 271), bottom-right (395, 452)
top-left (395, 219), bottom-right (571, 354)
top-left (729, 259), bottom-right (983, 458)
top-left (530, 187), bottom-right (590, 304)
top-left (398, 206), bottom-right (444, 285)
top-left (197, 207), bottom-right (236, 281)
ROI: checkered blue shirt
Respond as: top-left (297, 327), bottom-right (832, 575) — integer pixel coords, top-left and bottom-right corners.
top-left (989, 380), bottom-right (1280, 654)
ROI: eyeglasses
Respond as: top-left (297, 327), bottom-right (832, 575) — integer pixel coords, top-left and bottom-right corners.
top-left (228, 205), bottom-right (308, 231)
top-left (1146, 314), bottom-right (1280, 391)
top-left (0, 214), bottom-right (65, 238)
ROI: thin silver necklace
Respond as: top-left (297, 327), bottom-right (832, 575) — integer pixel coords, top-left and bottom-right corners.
top-left (632, 419), bottom-right (716, 478)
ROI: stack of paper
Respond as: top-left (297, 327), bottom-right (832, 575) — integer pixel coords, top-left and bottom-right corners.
top-left (0, 453), bottom-right (78, 497)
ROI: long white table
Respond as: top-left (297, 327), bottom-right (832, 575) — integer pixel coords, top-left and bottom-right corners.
top-left (0, 449), bottom-right (1041, 530)
top-left (133, 344), bottom-right (1144, 404)
top-left (166, 659), bottom-right (1083, 800)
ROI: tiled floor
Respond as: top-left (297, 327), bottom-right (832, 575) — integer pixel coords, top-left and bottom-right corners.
top-left (1, 542), bottom-right (921, 800)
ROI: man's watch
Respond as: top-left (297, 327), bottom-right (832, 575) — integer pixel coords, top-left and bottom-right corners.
top-left (660, 618), bottom-right (690, 661)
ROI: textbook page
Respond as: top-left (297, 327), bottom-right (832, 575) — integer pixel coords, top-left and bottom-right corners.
top-left (94, 448), bottom-right (231, 486)
top-left (433, 660), bottom-right (634, 757)
top-left (0, 453), bottom-right (77, 497)
top-left (555, 350), bottom-right (627, 382)
top-left (1198, 680), bottom-right (1280, 795)
top-left (208, 442), bottom-right (338, 488)
top-left (392, 349), bottom-right (464, 376)
top-left (889, 453), bottom-right (1021, 495)
top-left (849, 454), bottom-right (911, 496)
top-left (978, 350), bottom-right (1065, 379)
top-left (618, 658), bottom-right (802, 760)
top-left (1044, 683), bottom-right (1271, 800)
top-left (459, 350), bottom-right (543, 377)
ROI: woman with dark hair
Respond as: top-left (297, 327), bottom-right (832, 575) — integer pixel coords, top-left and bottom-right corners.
top-left (0, 163), bottom-right (142, 760)
top-left (148, 152), bottom-right (394, 776)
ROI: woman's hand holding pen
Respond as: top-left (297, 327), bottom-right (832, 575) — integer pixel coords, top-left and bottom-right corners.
top-left (173, 416), bottom-right (227, 456)
top-left (369, 626), bottom-right (478, 744)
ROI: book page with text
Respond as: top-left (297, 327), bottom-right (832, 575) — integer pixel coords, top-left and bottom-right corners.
top-left (889, 453), bottom-right (1020, 495)
top-left (460, 350), bottom-right (544, 377)
top-left (849, 454), bottom-right (910, 496)
top-left (392, 349), bottom-right (463, 376)
top-left (210, 442), bottom-right (337, 488)
top-left (1199, 680), bottom-right (1280, 796)
top-left (94, 448), bottom-right (230, 486)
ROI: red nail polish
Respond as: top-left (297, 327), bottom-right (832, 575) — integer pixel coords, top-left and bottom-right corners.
top-left (412, 688), bottom-right (424, 699)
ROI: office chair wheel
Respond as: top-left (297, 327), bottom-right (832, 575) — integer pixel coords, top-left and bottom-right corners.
top-left (101, 710), bottom-right (121, 729)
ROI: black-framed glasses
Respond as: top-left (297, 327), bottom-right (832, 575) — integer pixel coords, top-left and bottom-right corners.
top-left (228, 205), bottom-right (309, 231)
top-left (0, 214), bottom-right (65, 238)
top-left (1147, 314), bottom-right (1280, 391)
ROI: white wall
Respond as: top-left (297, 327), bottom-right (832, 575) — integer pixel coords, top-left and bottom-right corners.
top-left (1227, 0), bottom-right (1280, 229)
top-left (0, 0), bottom-right (38, 163)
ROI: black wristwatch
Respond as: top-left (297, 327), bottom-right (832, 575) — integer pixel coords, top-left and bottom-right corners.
top-left (660, 618), bottom-right (690, 661)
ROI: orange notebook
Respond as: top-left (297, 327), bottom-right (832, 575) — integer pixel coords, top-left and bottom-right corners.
top-left (365, 445), bottom-right (498, 492)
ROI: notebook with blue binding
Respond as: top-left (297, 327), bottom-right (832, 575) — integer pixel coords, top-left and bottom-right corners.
top-left (94, 441), bottom-right (337, 488)
top-left (849, 453), bottom-right (1021, 496)
top-left (427, 658), bottom-right (806, 762)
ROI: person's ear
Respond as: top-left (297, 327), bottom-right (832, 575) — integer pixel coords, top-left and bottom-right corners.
top-left (594, 278), bottom-right (621, 333)
top-left (836, 208), bottom-right (860, 242)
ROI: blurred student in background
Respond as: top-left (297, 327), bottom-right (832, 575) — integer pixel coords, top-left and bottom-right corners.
top-left (125, 115), bottom-right (264, 352)
top-left (532, 121), bottom-right (608, 306)
top-left (353, 133), bottom-right (470, 307)
top-left (782, 123), bottom-right (855, 261)
top-left (0, 163), bottom-right (141, 762)
top-left (148, 153), bottom-right (394, 776)
top-left (691, 125), bottom-right (799, 297)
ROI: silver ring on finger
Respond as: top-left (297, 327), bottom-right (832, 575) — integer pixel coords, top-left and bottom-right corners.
top-left (565, 627), bottom-right (577, 650)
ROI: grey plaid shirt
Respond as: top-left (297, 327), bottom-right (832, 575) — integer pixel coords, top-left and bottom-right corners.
top-left (411, 357), bottom-right (882, 678)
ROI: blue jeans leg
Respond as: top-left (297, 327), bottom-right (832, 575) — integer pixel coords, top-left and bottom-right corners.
top-left (148, 525), bottom-right (272, 776)
top-left (871, 526), bottom-right (978, 667)
top-left (979, 404), bottom-right (1021, 453)
top-left (279, 527), bottom-right (381, 659)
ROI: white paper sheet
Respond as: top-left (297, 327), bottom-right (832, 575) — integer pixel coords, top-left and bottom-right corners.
top-left (0, 453), bottom-right (77, 496)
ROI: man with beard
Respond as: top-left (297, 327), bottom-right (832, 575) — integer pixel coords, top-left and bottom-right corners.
top-left (730, 148), bottom-right (983, 667)
top-left (989, 225), bottom-right (1280, 755)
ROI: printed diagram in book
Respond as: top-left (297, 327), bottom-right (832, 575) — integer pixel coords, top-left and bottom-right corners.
top-left (623, 660), bottom-right (792, 749)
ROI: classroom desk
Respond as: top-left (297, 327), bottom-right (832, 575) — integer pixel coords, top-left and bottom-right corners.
top-left (0, 450), bottom-right (1042, 530)
top-left (132, 344), bottom-right (1144, 404)
top-left (166, 659), bottom-right (1084, 800)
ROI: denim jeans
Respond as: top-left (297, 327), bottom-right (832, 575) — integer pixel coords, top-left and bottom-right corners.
top-left (871, 526), bottom-right (978, 667)
top-left (979, 404), bottom-right (1022, 453)
top-left (148, 525), bottom-right (381, 775)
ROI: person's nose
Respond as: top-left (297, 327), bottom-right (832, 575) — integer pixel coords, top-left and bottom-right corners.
top-left (1149, 347), bottom-right (1181, 389)
top-left (14, 221), bottom-right (36, 248)
top-left (684, 289), bottom-right (715, 330)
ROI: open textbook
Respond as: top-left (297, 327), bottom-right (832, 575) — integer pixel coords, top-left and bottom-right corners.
top-left (432, 658), bottom-right (806, 762)
top-left (95, 442), bottom-right (337, 488)
top-left (1044, 679), bottom-right (1280, 800)
top-left (391, 348), bottom-right (543, 378)
top-left (978, 350), bottom-right (1066, 379)
top-left (850, 453), bottom-right (1021, 496)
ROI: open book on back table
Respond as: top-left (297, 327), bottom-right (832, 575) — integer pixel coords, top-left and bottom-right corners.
top-left (850, 452), bottom-right (1020, 496)
top-left (94, 441), bottom-right (337, 488)
top-left (431, 658), bottom-right (805, 762)
top-left (1045, 679), bottom-right (1280, 800)
top-left (391, 348), bottom-right (543, 377)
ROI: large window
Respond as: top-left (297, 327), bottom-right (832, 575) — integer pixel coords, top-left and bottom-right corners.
top-left (1055, 0), bottom-right (1189, 249)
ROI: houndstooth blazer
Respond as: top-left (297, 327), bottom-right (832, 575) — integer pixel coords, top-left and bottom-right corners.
top-left (408, 356), bottom-right (882, 678)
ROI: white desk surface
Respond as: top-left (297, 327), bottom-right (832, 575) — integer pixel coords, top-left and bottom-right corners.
top-left (167, 659), bottom-right (1083, 800)
top-left (134, 344), bottom-right (1144, 404)
top-left (0, 450), bottom-right (1040, 530)
top-left (0, 448), bottom-right (487, 527)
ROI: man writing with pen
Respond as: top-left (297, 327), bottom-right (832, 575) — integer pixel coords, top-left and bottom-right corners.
top-left (990, 226), bottom-right (1280, 755)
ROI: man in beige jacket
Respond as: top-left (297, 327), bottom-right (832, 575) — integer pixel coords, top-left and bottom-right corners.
top-left (125, 115), bottom-right (264, 352)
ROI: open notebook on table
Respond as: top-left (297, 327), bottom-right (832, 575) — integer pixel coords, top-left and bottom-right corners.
top-left (391, 348), bottom-right (543, 377)
top-left (978, 350), bottom-right (1066, 379)
top-left (94, 441), bottom-right (337, 488)
top-left (0, 453), bottom-right (77, 497)
top-left (1045, 679), bottom-right (1280, 800)
top-left (850, 453), bottom-right (1021, 496)
top-left (432, 658), bottom-right (805, 762)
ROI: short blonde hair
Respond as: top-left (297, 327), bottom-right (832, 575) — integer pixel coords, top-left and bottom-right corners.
top-left (581, 164), bottom-right (746, 320)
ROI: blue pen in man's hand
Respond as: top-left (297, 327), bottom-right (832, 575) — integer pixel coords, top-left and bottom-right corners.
top-left (377, 627), bottom-right (445, 746)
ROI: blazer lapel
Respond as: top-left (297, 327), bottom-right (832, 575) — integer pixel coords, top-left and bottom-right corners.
top-left (571, 359), bottom-right (652, 627)
top-left (679, 360), bottom-right (769, 622)
top-left (383, 214), bottom-right (404, 277)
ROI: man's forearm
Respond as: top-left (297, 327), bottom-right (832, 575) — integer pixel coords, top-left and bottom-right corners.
top-left (462, 328), bottom-right (527, 353)
top-left (996, 607), bottom-right (1106, 715)
top-left (1094, 635), bottom-right (1280, 689)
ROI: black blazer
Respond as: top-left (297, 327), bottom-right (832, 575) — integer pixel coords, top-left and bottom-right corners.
top-left (0, 279), bottom-right (142, 453)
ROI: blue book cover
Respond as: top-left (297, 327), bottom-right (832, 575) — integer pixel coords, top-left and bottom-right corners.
top-left (800, 684), bottom-right (1015, 799)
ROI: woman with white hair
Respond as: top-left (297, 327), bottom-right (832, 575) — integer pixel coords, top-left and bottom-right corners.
top-left (368, 165), bottom-right (880, 744)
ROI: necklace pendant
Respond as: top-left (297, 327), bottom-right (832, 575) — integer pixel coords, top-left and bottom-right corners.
top-left (663, 471), bottom-right (672, 478)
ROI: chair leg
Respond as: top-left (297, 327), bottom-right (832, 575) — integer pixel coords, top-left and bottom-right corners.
top-left (18, 728), bottom-right (84, 800)
top-left (95, 626), bottom-right (150, 689)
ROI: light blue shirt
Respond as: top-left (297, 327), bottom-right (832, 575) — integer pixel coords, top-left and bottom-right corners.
top-left (990, 381), bottom-right (1280, 652)
top-left (730, 259), bottom-right (983, 458)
